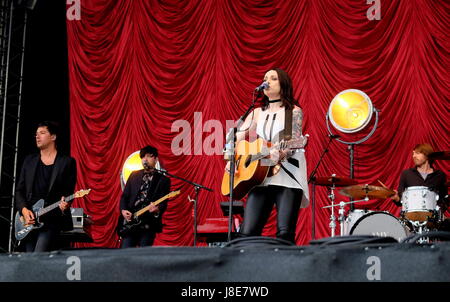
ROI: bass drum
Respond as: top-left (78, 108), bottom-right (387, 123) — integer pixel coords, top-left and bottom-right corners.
top-left (343, 209), bottom-right (372, 235)
top-left (350, 211), bottom-right (410, 242)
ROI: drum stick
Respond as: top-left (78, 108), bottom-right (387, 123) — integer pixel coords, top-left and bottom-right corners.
top-left (377, 179), bottom-right (389, 190)
top-left (378, 179), bottom-right (396, 197)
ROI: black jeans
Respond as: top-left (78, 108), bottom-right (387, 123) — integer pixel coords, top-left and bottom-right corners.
top-left (24, 227), bottom-right (60, 252)
top-left (121, 225), bottom-right (156, 248)
top-left (239, 185), bottom-right (303, 243)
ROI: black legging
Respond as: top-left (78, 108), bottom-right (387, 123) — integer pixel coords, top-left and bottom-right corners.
top-left (239, 185), bottom-right (303, 243)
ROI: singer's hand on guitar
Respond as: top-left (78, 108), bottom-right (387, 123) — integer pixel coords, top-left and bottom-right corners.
top-left (269, 148), bottom-right (287, 163)
top-left (121, 210), bottom-right (132, 222)
top-left (21, 208), bottom-right (35, 225)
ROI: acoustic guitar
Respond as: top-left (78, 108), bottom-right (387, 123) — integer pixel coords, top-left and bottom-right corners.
top-left (221, 136), bottom-right (307, 200)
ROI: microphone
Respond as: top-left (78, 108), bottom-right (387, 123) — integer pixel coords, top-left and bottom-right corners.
top-left (143, 162), bottom-right (154, 171)
top-left (255, 82), bottom-right (269, 91)
top-left (329, 134), bottom-right (340, 139)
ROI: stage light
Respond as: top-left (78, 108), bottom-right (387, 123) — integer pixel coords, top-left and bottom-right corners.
top-left (120, 150), bottom-right (163, 189)
top-left (324, 89), bottom-right (379, 213)
top-left (328, 89), bottom-right (373, 134)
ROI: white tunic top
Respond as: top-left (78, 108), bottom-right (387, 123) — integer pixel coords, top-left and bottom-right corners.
top-left (255, 107), bottom-right (310, 208)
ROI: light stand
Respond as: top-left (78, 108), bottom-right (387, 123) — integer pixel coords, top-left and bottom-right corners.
top-left (326, 106), bottom-right (379, 211)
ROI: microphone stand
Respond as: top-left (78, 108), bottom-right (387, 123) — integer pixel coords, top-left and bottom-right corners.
top-left (152, 168), bottom-right (213, 247)
top-left (308, 135), bottom-right (335, 240)
top-left (223, 91), bottom-right (259, 242)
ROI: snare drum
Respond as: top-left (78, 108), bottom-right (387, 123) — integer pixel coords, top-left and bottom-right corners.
top-left (401, 186), bottom-right (438, 221)
top-left (350, 211), bottom-right (410, 242)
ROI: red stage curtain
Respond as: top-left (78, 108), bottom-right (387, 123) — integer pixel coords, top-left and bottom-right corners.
top-left (67, 0), bottom-right (449, 247)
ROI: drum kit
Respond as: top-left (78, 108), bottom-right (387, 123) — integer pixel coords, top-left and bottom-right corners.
top-left (318, 150), bottom-right (449, 243)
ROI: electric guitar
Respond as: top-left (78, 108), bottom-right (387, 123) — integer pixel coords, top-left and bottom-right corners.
top-left (117, 190), bottom-right (180, 237)
top-left (221, 136), bottom-right (307, 200)
top-left (15, 189), bottom-right (91, 241)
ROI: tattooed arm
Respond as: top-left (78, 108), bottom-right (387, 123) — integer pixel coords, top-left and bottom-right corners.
top-left (280, 106), bottom-right (303, 160)
top-left (292, 107), bottom-right (303, 141)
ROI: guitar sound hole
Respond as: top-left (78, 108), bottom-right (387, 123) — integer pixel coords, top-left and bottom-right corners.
top-left (245, 156), bottom-right (252, 168)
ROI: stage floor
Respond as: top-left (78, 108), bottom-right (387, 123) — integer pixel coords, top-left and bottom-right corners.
top-left (1, 238), bottom-right (449, 282)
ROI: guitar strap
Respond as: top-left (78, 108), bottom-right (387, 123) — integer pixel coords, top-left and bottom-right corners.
top-left (283, 108), bottom-right (292, 141)
top-left (280, 107), bottom-right (302, 186)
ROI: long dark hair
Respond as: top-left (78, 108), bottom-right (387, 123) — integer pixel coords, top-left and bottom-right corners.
top-left (261, 68), bottom-right (298, 111)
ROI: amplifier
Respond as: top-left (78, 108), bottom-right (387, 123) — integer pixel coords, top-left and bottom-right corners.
top-left (71, 207), bottom-right (87, 229)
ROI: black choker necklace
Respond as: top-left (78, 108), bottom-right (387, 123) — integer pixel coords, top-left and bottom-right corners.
top-left (268, 99), bottom-right (281, 103)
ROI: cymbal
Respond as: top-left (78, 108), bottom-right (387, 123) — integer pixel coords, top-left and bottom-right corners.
top-left (429, 151), bottom-right (450, 160)
top-left (315, 175), bottom-right (358, 187)
top-left (339, 184), bottom-right (395, 199)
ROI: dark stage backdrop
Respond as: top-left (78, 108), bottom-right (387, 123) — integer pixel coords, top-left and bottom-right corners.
top-left (66, 0), bottom-right (449, 248)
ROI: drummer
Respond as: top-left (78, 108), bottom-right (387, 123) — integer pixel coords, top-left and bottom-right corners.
top-left (391, 143), bottom-right (448, 213)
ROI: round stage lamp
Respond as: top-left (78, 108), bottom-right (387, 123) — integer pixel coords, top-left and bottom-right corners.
top-left (328, 89), bottom-right (373, 134)
top-left (120, 150), bottom-right (162, 190)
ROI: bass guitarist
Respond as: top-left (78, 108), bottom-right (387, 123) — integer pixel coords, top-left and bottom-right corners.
top-left (224, 68), bottom-right (309, 244)
top-left (15, 121), bottom-right (77, 252)
top-left (119, 145), bottom-right (170, 248)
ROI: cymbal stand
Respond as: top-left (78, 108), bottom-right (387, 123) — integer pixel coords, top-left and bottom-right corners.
top-left (322, 197), bottom-right (369, 236)
top-left (308, 134), bottom-right (336, 240)
top-left (328, 184), bottom-right (337, 237)
top-left (338, 201), bottom-right (346, 236)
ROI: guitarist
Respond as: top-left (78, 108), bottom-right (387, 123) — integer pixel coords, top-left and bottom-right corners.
top-left (225, 68), bottom-right (309, 244)
top-left (15, 121), bottom-right (77, 252)
top-left (119, 145), bottom-right (170, 248)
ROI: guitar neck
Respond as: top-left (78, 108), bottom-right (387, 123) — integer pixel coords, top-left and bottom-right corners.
top-left (134, 194), bottom-right (169, 218)
top-left (251, 139), bottom-right (304, 162)
top-left (37, 193), bottom-right (75, 216)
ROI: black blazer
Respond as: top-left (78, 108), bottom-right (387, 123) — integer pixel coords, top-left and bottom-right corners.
top-left (120, 170), bottom-right (170, 233)
top-left (15, 153), bottom-right (77, 231)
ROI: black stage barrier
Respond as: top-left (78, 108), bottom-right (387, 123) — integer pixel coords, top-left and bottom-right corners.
top-left (1, 235), bottom-right (450, 282)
